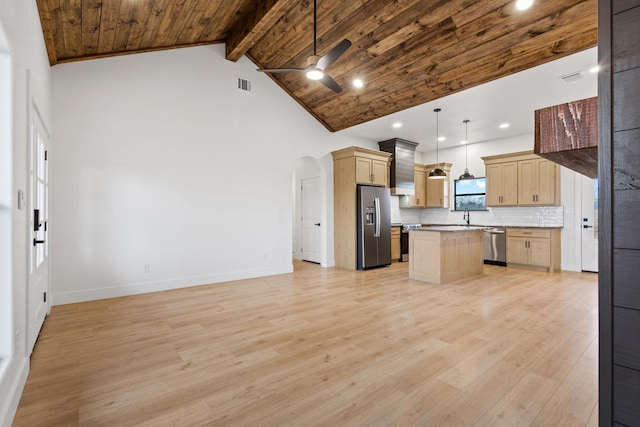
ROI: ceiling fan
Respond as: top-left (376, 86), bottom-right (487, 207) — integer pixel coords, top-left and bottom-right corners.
top-left (256, 0), bottom-right (351, 93)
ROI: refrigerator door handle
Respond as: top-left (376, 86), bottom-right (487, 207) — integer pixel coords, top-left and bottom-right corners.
top-left (374, 197), bottom-right (381, 237)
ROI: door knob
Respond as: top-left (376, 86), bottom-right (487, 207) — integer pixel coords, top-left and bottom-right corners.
top-left (583, 224), bottom-right (593, 229)
top-left (314, 223), bottom-right (321, 226)
top-left (33, 239), bottom-right (45, 246)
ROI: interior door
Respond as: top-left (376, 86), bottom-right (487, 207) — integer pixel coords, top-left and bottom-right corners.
top-left (27, 102), bottom-right (50, 354)
top-left (301, 176), bottom-right (321, 263)
top-left (581, 176), bottom-right (598, 272)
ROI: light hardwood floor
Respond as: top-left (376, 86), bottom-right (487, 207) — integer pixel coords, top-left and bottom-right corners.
top-left (13, 262), bottom-right (598, 426)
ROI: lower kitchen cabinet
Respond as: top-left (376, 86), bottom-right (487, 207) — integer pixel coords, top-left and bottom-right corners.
top-left (391, 226), bottom-right (401, 262)
top-left (506, 228), bottom-right (561, 272)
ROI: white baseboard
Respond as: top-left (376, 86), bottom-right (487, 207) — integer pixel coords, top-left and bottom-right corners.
top-left (52, 264), bottom-right (294, 305)
top-left (0, 357), bottom-right (29, 427)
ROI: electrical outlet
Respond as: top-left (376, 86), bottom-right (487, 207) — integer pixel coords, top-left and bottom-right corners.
top-left (143, 264), bottom-right (150, 273)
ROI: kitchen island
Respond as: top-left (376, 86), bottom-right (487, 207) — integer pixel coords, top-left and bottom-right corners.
top-left (409, 226), bottom-right (485, 284)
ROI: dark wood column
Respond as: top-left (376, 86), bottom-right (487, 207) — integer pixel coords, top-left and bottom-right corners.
top-left (599, 0), bottom-right (640, 425)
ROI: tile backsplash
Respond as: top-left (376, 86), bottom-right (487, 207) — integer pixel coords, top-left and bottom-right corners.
top-left (390, 196), bottom-right (564, 227)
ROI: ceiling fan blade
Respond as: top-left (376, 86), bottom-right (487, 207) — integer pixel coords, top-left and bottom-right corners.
top-left (320, 75), bottom-right (342, 93)
top-left (317, 39), bottom-right (352, 70)
top-left (256, 68), bottom-right (305, 73)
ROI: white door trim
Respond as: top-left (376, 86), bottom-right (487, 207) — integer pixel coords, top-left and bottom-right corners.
top-left (26, 70), bottom-right (50, 355)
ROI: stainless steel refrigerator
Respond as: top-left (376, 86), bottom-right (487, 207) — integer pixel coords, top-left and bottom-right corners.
top-left (357, 185), bottom-right (392, 270)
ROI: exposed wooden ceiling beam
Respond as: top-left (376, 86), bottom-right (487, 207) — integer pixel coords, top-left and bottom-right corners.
top-left (225, 0), bottom-right (293, 62)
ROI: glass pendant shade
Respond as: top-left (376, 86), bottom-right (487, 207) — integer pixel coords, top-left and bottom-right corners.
top-left (428, 108), bottom-right (446, 180)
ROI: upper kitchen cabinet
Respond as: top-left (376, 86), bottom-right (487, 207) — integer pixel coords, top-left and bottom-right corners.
top-left (483, 151), bottom-right (560, 207)
top-left (346, 149), bottom-right (389, 186)
top-left (517, 157), bottom-right (559, 206)
top-left (399, 162), bottom-right (451, 208)
top-left (425, 163), bottom-right (452, 208)
top-left (399, 164), bottom-right (427, 208)
top-left (485, 161), bottom-right (518, 206)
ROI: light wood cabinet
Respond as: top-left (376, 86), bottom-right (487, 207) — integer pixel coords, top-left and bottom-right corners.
top-left (400, 162), bottom-right (452, 208)
top-left (506, 228), bottom-right (561, 272)
top-left (391, 226), bottom-right (401, 262)
top-left (409, 229), bottom-right (484, 284)
top-left (355, 156), bottom-right (388, 186)
top-left (424, 163), bottom-right (452, 208)
top-left (331, 146), bottom-right (392, 270)
top-left (485, 161), bottom-right (518, 206)
top-left (483, 151), bottom-right (560, 207)
top-left (399, 165), bottom-right (427, 208)
top-left (518, 157), bottom-right (559, 205)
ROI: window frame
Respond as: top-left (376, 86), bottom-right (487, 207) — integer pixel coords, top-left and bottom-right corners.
top-left (453, 177), bottom-right (487, 211)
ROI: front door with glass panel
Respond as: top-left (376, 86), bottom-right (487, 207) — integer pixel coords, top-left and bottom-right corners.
top-left (28, 103), bottom-right (50, 354)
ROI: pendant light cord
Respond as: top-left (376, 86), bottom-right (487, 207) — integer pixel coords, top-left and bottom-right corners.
top-left (464, 119), bottom-right (469, 169)
top-left (435, 108), bottom-right (441, 166)
top-left (313, 0), bottom-right (317, 56)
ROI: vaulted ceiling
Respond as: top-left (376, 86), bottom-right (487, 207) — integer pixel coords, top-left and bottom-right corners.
top-left (36, 0), bottom-right (597, 132)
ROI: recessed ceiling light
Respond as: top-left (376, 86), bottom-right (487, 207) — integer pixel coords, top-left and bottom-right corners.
top-left (438, 136), bottom-right (445, 142)
top-left (589, 65), bottom-right (600, 74)
top-left (353, 78), bottom-right (364, 88)
top-left (515, 0), bottom-right (533, 10)
top-left (499, 123), bottom-right (510, 129)
top-left (392, 122), bottom-right (402, 129)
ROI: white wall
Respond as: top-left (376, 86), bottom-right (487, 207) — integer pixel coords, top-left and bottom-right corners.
top-left (404, 133), bottom-right (585, 271)
top-left (50, 44), bottom-right (372, 305)
top-left (0, 0), bottom-right (52, 424)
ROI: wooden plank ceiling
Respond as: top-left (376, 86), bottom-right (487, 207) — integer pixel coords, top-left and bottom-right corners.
top-left (36, 0), bottom-right (597, 132)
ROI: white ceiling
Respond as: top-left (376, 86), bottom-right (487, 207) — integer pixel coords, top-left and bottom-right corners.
top-left (339, 47), bottom-right (598, 153)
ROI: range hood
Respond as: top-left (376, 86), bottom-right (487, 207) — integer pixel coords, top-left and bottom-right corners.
top-left (378, 138), bottom-right (418, 195)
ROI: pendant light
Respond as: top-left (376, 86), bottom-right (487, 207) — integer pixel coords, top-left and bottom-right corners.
top-left (459, 119), bottom-right (475, 181)
top-left (428, 108), bottom-right (447, 179)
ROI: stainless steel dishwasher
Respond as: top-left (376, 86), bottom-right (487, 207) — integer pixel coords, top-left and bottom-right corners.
top-left (483, 227), bottom-right (506, 266)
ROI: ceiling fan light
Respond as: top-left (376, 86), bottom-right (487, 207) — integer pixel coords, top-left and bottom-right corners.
top-left (428, 168), bottom-right (447, 179)
top-left (306, 68), bottom-right (324, 80)
top-left (459, 168), bottom-right (475, 181)
top-left (516, 0), bottom-right (533, 10)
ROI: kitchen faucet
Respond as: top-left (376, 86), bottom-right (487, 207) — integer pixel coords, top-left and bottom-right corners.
top-left (463, 209), bottom-right (470, 226)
